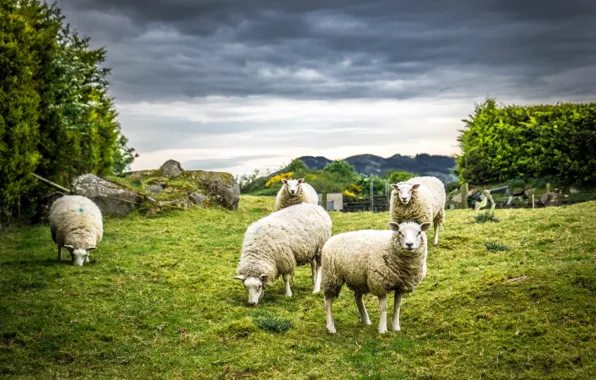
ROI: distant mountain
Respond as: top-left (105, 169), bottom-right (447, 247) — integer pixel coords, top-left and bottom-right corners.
top-left (294, 153), bottom-right (458, 183)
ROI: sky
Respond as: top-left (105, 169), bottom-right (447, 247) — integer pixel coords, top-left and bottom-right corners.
top-left (55, 0), bottom-right (596, 176)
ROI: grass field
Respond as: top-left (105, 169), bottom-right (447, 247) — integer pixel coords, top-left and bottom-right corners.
top-left (1, 196), bottom-right (595, 379)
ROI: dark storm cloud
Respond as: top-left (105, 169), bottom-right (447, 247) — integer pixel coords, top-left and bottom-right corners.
top-left (55, 0), bottom-right (596, 102)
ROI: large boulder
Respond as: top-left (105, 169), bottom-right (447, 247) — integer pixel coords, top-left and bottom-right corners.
top-left (72, 174), bottom-right (144, 216)
top-left (184, 170), bottom-right (240, 210)
top-left (160, 159), bottom-right (183, 179)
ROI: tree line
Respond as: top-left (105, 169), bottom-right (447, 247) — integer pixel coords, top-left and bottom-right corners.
top-left (0, 0), bottom-right (136, 219)
top-left (455, 98), bottom-right (596, 187)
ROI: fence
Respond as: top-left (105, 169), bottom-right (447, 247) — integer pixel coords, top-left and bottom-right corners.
top-left (342, 195), bottom-right (390, 213)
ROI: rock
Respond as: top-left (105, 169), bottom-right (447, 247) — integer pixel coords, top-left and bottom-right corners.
top-left (161, 160), bottom-right (183, 179)
top-left (72, 174), bottom-right (143, 216)
top-left (189, 192), bottom-right (208, 208)
top-left (148, 184), bottom-right (164, 194)
top-left (185, 170), bottom-right (240, 210)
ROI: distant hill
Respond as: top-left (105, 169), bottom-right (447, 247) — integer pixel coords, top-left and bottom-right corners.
top-left (291, 153), bottom-right (458, 183)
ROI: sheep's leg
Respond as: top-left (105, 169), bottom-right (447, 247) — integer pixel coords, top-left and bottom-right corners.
top-left (85, 255), bottom-right (90, 264)
top-left (325, 295), bottom-right (336, 333)
top-left (391, 292), bottom-right (403, 331)
top-left (378, 295), bottom-right (388, 334)
top-left (311, 259), bottom-right (316, 288)
top-left (56, 246), bottom-right (62, 262)
top-left (312, 256), bottom-right (322, 293)
top-left (283, 274), bottom-right (292, 297)
top-left (355, 292), bottom-right (372, 325)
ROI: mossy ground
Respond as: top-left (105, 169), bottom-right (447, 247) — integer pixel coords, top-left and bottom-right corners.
top-left (1, 197), bottom-right (594, 379)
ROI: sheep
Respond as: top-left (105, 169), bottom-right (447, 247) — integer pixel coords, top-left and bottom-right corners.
top-left (323, 221), bottom-right (431, 334)
top-left (49, 195), bottom-right (103, 266)
top-left (233, 202), bottom-right (332, 306)
top-left (389, 176), bottom-right (446, 245)
top-left (275, 178), bottom-right (319, 211)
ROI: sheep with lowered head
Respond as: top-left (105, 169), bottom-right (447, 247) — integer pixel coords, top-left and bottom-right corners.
top-left (323, 221), bottom-right (431, 334)
top-left (390, 176), bottom-right (446, 245)
top-left (234, 202), bottom-right (332, 306)
top-left (275, 178), bottom-right (319, 211)
top-left (49, 195), bottom-right (103, 266)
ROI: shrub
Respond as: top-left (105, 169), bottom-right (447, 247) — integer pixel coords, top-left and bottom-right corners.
top-left (252, 312), bottom-right (292, 333)
top-left (484, 241), bottom-right (510, 251)
top-left (474, 211), bottom-right (500, 223)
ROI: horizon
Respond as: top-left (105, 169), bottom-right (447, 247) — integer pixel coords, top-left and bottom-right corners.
top-left (55, 0), bottom-right (596, 176)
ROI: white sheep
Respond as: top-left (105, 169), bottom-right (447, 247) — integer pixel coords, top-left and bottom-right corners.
top-left (390, 176), bottom-right (446, 245)
top-left (275, 178), bottom-right (319, 211)
top-left (233, 202), bottom-right (332, 305)
top-left (49, 195), bottom-right (103, 266)
top-left (323, 221), bottom-right (431, 334)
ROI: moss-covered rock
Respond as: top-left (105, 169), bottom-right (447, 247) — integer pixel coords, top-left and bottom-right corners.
top-left (105, 160), bottom-right (240, 214)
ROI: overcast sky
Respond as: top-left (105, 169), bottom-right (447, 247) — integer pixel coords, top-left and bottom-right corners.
top-left (55, 0), bottom-right (596, 176)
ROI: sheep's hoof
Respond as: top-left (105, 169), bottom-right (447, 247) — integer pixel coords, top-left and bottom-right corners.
top-left (378, 327), bottom-right (388, 334)
top-left (392, 325), bottom-right (401, 332)
top-left (327, 326), bottom-right (337, 334)
top-left (285, 292), bottom-right (293, 297)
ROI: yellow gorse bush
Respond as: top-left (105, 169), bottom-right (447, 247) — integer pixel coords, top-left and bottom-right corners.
top-left (265, 172), bottom-right (294, 187)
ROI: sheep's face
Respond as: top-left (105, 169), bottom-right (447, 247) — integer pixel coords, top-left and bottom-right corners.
top-left (64, 245), bottom-right (96, 266)
top-left (282, 179), bottom-right (304, 196)
top-left (233, 274), bottom-right (268, 306)
top-left (389, 222), bottom-right (431, 251)
top-left (392, 183), bottom-right (420, 204)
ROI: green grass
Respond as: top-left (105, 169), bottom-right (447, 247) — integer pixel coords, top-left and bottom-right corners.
top-left (1, 196), bottom-right (595, 379)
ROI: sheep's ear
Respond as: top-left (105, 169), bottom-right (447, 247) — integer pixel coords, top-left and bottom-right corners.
top-left (64, 245), bottom-right (74, 249)
top-left (390, 183), bottom-right (399, 191)
top-left (297, 178), bottom-right (304, 184)
top-left (232, 275), bottom-right (245, 281)
top-left (388, 222), bottom-right (400, 232)
top-left (281, 179), bottom-right (288, 185)
top-left (420, 222), bottom-right (432, 232)
top-left (411, 183), bottom-right (420, 190)
top-left (260, 274), bottom-right (269, 282)
top-left (87, 246), bottom-right (97, 251)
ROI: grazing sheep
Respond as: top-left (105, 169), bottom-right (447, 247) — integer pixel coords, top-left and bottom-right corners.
top-left (49, 195), bottom-right (103, 266)
top-left (390, 176), bottom-right (446, 245)
top-left (323, 221), bottom-right (431, 334)
top-left (275, 178), bottom-right (319, 210)
top-left (234, 203), bottom-right (332, 305)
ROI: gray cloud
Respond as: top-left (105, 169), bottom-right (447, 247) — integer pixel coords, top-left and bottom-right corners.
top-left (55, 0), bottom-right (596, 102)
top-left (183, 155), bottom-right (278, 170)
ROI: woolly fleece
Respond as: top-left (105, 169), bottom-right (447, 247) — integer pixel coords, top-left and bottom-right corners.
top-left (389, 176), bottom-right (446, 244)
top-left (275, 181), bottom-right (318, 211)
top-left (237, 202), bottom-right (332, 287)
top-left (49, 195), bottom-right (103, 262)
top-left (322, 222), bottom-right (429, 333)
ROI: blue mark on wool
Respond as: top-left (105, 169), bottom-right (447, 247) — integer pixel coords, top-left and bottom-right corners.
top-left (78, 208), bottom-right (84, 213)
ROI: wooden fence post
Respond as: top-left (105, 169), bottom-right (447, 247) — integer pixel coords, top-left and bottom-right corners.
top-left (322, 192), bottom-right (328, 211)
top-left (532, 194), bottom-right (535, 208)
top-left (461, 183), bottom-right (469, 209)
top-left (546, 183), bottom-right (551, 194)
top-left (370, 178), bottom-right (374, 211)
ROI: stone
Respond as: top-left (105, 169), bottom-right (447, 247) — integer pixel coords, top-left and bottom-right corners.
top-left (71, 174), bottom-right (144, 216)
top-left (189, 192), bottom-right (208, 208)
top-left (148, 184), bottom-right (164, 194)
top-left (185, 171), bottom-right (240, 210)
top-left (160, 160), bottom-right (183, 179)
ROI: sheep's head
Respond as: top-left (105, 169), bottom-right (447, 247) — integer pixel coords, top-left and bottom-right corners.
top-left (388, 222), bottom-right (431, 251)
top-left (391, 183), bottom-right (420, 204)
top-left (64, 245), bottom-right (96, 266)
top-left (282, 179), bottom-right (304, 196)
top-left (233, 274), bottom-right (269, 306)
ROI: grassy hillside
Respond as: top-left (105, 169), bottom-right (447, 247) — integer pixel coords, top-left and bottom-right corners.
top-left (1, 197), bottom-right (595, 379)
